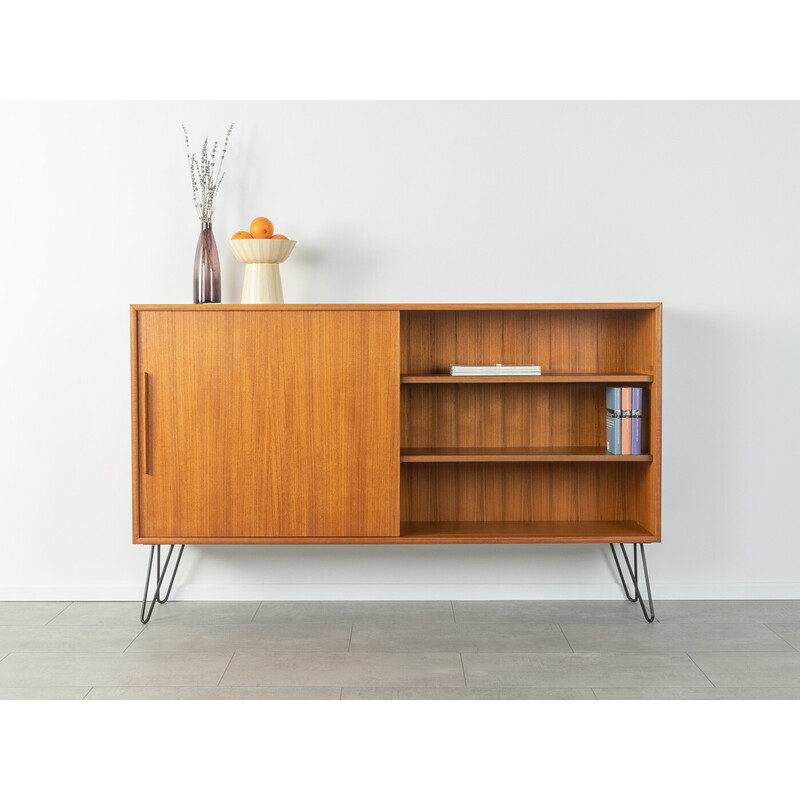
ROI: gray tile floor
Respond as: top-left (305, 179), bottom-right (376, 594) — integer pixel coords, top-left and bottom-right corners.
top-left (1, 600), bottom-right (800, 699)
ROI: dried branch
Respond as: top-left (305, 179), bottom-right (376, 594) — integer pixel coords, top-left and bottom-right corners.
top-left (182, 123), bottom-right (235, 223)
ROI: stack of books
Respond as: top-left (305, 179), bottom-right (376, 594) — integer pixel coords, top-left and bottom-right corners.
top-left (606, 387), bottom-right (643, 455)
top-left (449, 364), bottom-right (542, 376)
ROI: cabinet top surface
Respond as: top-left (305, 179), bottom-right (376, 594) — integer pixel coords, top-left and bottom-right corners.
top-left (131, 302), bottom-right (662, 312)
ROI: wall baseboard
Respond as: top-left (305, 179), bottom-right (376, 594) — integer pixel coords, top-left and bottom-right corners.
top-left (1, 583), bottom-right (800, 601)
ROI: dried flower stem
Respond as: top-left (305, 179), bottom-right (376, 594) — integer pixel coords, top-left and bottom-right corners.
top-left (182, 123), bottom-right (234, 223)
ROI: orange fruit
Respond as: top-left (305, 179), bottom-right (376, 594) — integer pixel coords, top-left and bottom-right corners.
top-left (271, 234), bottom-right (288, 240)
top-left (250, 217), bottom-right (274, 239)
top-left (231, 231), bottom-right (253, 239)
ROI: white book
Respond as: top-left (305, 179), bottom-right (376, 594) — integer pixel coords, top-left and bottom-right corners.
top-left (450, 370), bottom-right (542, 375)
top-left (450, 364), bottom-right (542, 376)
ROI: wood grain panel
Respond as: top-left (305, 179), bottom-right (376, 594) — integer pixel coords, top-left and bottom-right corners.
top-left (400, 463), bottom-right (648, 526)
top-left (130, 303), bottom-right (660, 545)
top-left (401, 310), bottom-right (557, 374)
top-left (134, 310), bottom-right (399, 540)
top-left (401, 308), bottom-right (657, 374)
top-left (401, 384), bottom-right (605, 448)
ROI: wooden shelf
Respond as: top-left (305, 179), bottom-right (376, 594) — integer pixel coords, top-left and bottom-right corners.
top-left (400, 372), bottom-right (653, 384)
top-left (399, 520), bottom-right (656, 544)
top-left (400, 447), bottom-right (652, 463)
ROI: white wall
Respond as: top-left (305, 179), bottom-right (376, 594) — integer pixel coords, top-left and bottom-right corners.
top-left (0, 101), bottom-right (798, 600)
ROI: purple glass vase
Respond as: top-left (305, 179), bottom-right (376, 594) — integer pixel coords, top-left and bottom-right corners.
top-left (193, 222), bottom-right (221, 304)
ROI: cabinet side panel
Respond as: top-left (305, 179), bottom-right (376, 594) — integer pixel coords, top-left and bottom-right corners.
top-left (595, 307), bottom-right (661, 538)
top-left (130, 308), bottom-right (141, 542)
top-left (622, 307), bottom-right (661, 538)
top-left (649, 305), bottom-right (662, 539)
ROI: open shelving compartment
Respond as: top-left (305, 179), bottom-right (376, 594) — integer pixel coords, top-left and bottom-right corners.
top-left (397, 305), bottom-right (662, 543)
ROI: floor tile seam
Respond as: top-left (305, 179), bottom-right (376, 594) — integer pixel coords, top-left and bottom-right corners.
top-left (459, 681), bottom-right (702, 691)
top-left (152, 621), bottom-right (354, 628)
top-left (0, 685), bottom-right (95, 692)
top-left (557, 624), bottom-right (575, 652)
top-left (349, 621), bottom-right (573, 630)
top-left (322, 685), bottom-right (800, 696)
top-left (44, 602), bottom-right (74, 626)
top-left (604, 621), bottom-right (786, 627)
top-left (684, 652), bottom-right (717, 688)
top-left (440, 619), bottom-right (660, 626)
top-left (657, 619), bottom-right (800, 625)
top-left (339, 689), bottom-right (599, 698)
top-left (597, 686), bottom-right (800, 690)
top-left (220, 683), bottom-right (471, 690)
top-left (254, 618), bottom-right (424, 625)
top-left (125, 648), bottom-right (468, 658)
top-left (85, 647), bottom-right (355, 655)
top-left (0, 649), bottom-right (246, 658)
top-left (593, 684), bottom-right (736, 689)
top-left (460, 653), bottom-right (467, 688)
top-left (686, 648), bottom-right (800, 654)
top-left (343, 648), bottom-right (576, 655)
top-left (74, 684), bottom-right (342, 690)
top-left (216, 651), bottom-right (239, 687)
top-left (342, 685), bottom-right (590, 690)
top-left (123, 627), bottom-right (150, 653)
top-left (763, 624), bottom-right (800, 651)
top-left (0, 681), bottom-right (242, 690)
top-left (549, 647), bottom-right (797, 654)
top-left (347, 625), bottom-right (354, 652)
top-left (130, 624), bottom-right (356, 635)
top-left (461, 650), bottom-right (740, 658)
top-left (4, 648), bottom-right (172, 655)
top-left (249, 603), bottom-right (262, 624)
top-left (450, 601), bottom-right (456, 623)
top-left (81, 688), bottom-right (93, 699)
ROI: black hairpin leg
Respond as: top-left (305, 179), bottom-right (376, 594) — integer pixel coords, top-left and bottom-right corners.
top-left (609, 543), bottom-right (655, 622)
top-left (140, 544), bottom-right (185, 624)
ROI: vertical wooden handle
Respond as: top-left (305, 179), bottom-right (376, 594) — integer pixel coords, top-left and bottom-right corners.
top-left (142, 372), bottom-right (151, 475)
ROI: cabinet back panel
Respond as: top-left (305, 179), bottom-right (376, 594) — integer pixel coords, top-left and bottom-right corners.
top-left (400, 462), bottom-right (648, 529)
top-left (400, 309), bottom-right (657, 374)
top-left (401, 384), bottom-right (604, 449)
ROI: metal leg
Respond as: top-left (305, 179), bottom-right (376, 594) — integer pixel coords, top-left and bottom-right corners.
top-left (609, 543), bottom-right (655, 622)
top-left (141, 544), bottom-right (185, 624)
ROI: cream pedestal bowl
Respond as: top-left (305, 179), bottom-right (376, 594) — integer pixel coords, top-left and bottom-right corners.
top-left (227, 238), bottom-right (297, 304)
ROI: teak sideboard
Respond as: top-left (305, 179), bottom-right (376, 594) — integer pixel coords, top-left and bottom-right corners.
top-left (130, 303), bottom-right (662, 620)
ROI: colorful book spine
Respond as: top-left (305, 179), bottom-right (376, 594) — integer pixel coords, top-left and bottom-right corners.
top-left (621, 387), bottom-right (632, 455)
top-left (631, 387), bottom-right (642, 455)
top-left (606, 387), bottom-right (621, 455)
top-left (607, 386), bottom-right (646, 455)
